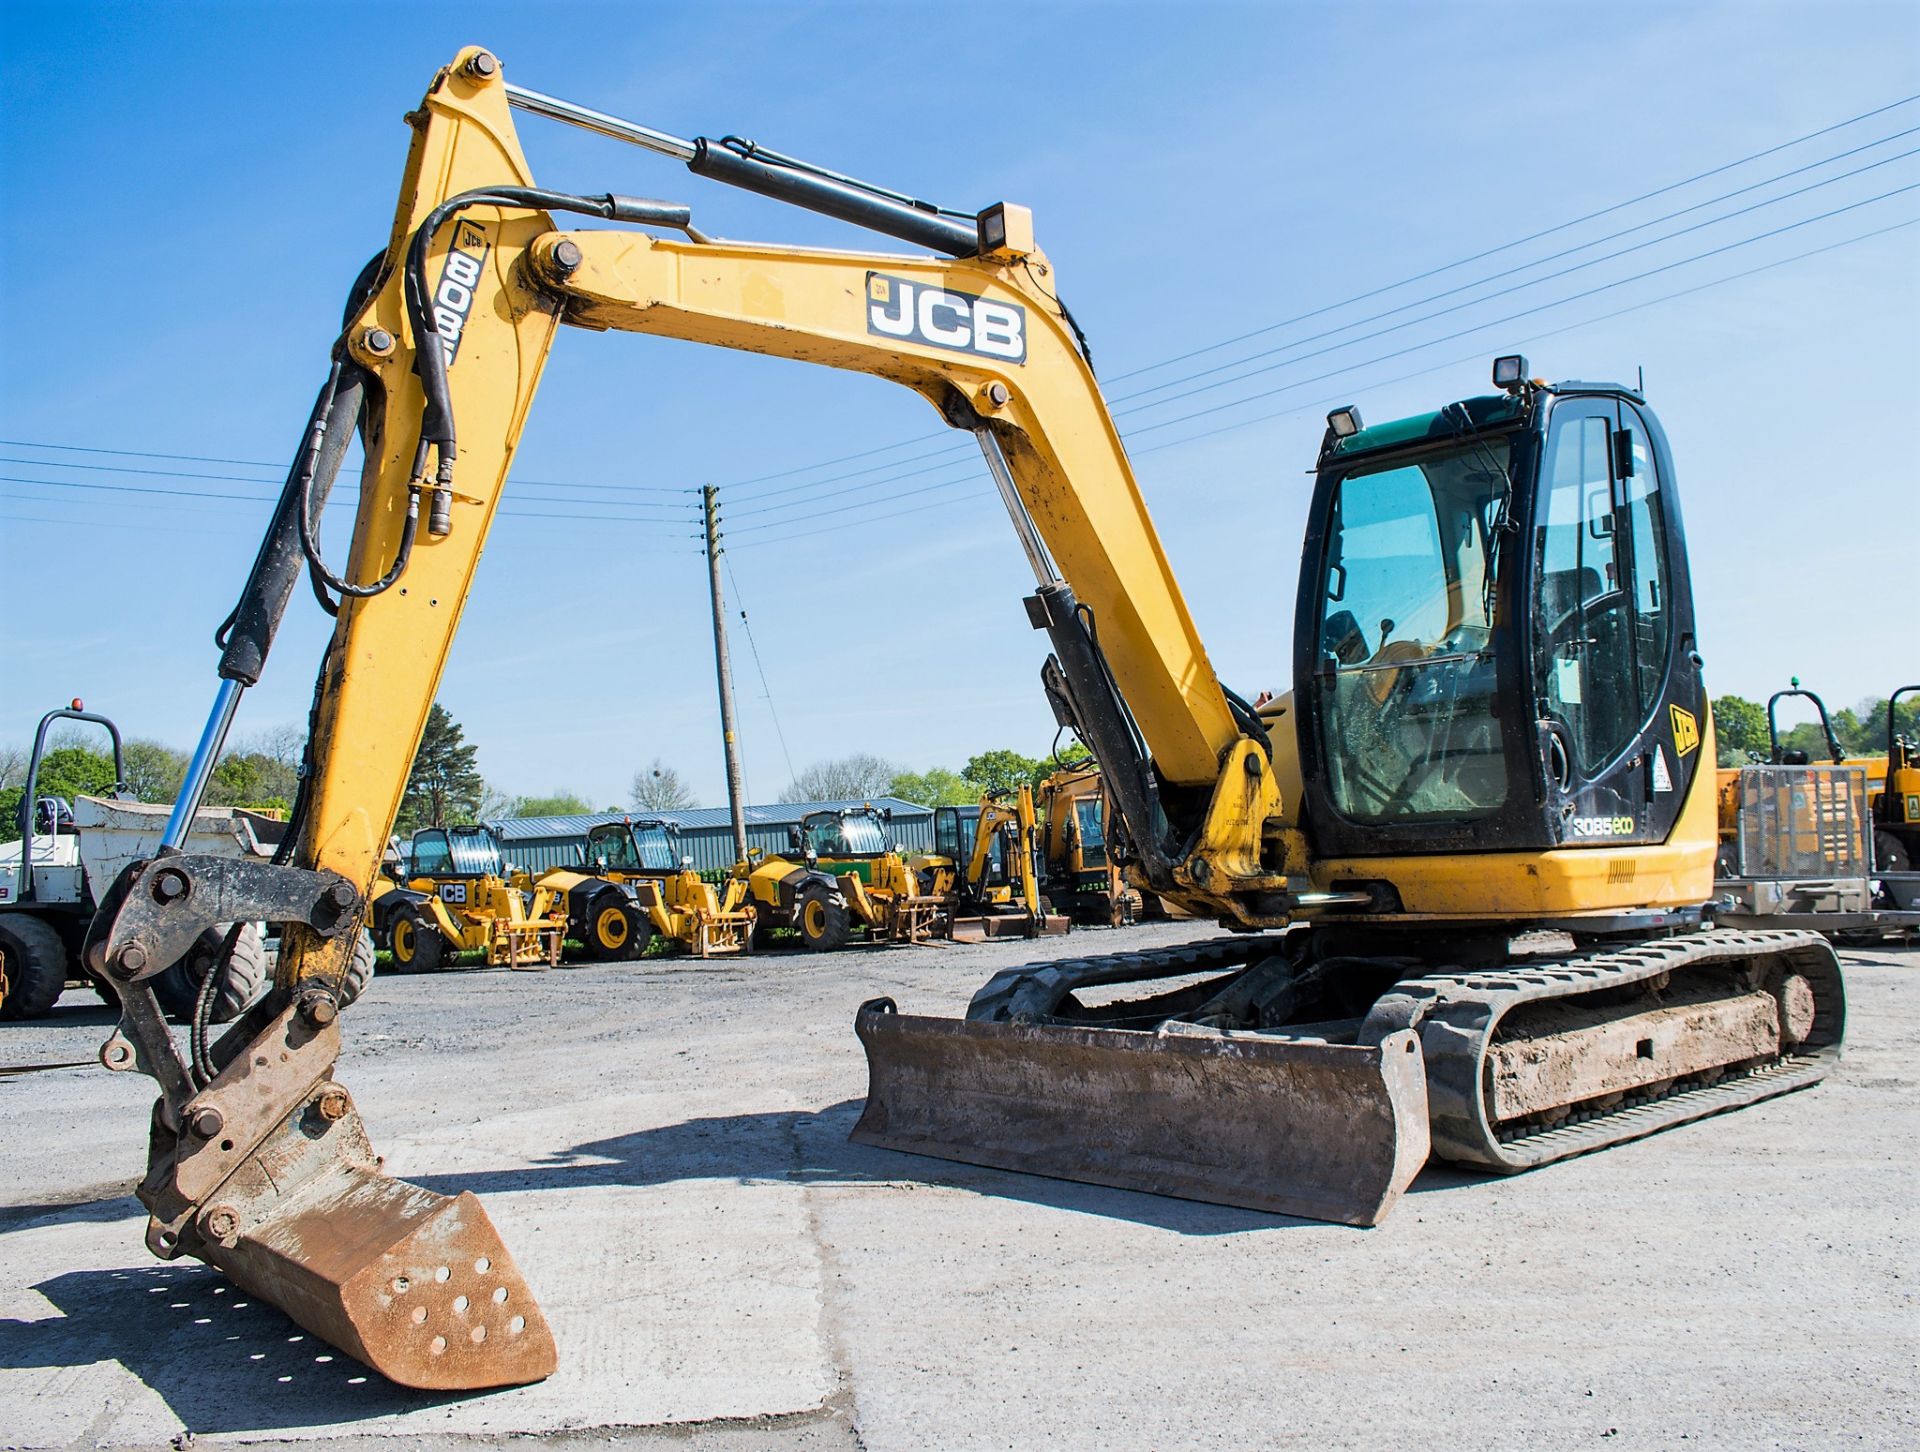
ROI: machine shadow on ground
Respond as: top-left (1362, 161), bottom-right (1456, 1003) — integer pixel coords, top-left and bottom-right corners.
top-left (410, 1096), bottom-right (1447, 1235)
top-left (0, 1261), bottom-right (467, 1436)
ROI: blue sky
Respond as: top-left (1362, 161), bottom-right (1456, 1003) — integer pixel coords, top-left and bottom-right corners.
top-left (3, 1), bottom-right (1915, 807)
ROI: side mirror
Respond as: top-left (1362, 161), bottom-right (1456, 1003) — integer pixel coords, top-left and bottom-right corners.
top-left (788, 826), bottom-right (803, 850)
top-left (1612, 427), bottom-right (1636, 479)
top-left (882, 807), bottom-right (894, 821)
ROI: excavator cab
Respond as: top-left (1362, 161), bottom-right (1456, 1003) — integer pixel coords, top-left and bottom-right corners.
top-left (1296, 361), bottom-right (1708, 890)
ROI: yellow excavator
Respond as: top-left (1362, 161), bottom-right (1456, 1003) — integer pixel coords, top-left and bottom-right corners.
top-left (86, 50), bottom-right (1844, 1394)
top-left (920, 787), bottom-right (1070, 940)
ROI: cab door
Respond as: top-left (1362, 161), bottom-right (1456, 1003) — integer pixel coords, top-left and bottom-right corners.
top-left (1528, 393), bottom-right (1701, 846)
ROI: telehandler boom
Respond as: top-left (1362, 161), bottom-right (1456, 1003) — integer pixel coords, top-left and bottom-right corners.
top-left (88, 50), bottom-right (1843, 1393)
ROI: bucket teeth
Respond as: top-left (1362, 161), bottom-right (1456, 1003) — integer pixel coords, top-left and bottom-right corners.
top-left (853, 1005), bottom-right (1430, 1227)
top-left (211, 1170), bottom-right (557, 1391)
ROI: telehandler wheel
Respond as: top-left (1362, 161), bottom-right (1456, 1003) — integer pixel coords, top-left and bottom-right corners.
top-left (151, 923), bottom-right (269, 1024)
top-left (1875, 831), bottom-right (1911, 875)
top-left (795, 886), bottom-right (851, 953)
top-left (390, 909), bottom-right (447, 972)
top-left (750, 914), bottom-right (778, 951)
top-left (338, 927), bottom-right (376, 1008)
top-left (0, 914), bottom-right (68, 1020)
top-left (581, 895), bottom-right (647, 961)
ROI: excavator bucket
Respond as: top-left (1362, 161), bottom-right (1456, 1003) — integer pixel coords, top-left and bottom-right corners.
top-left (851, 1002), bottom-right (1430, 1226)
top-left (203, 1170), bottom-right (558, 1391)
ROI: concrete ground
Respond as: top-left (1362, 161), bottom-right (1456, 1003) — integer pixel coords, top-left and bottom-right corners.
top-left (2, 925), bottom-right (1914, 1450)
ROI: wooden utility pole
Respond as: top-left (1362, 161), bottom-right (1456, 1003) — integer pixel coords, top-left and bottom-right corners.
top-left (703, 485), bottom-right (749, 863)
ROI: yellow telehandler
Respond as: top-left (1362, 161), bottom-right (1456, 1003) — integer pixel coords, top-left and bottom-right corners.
top-left (83, 50), bottom-right (1843, 1393)
top-left (370, 825), bottom-right (567, 969)
top-left (736, 805), bottom-right (943, 948)
top-left (540, 817), bottom-right (754, 957)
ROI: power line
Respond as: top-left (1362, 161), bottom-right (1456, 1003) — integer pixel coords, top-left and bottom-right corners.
top-left (689, 178), bottom-right (1920, 527)
top-left (1107, 131), bottom-right (1920, 408)
top-left (0, 438), bottom-right (700, 502)
top-left (1118, 179), bottom-right (1920, 439)
top-left (722, 211), bottom-right (1919, 545)
top-left (1112, 153), bottom-right (1920, 419)
top-left (1107, 91), bottom-right (1920, 384)
top-left (702, 89), bottom-right (1920, 495)
top-left (0, 476), bottom-right (705, 534)
top-left (721, 553), bottom-right (798, 788)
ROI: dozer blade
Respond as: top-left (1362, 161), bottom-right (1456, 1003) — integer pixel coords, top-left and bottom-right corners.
top-left (949, 913), bottom-right (1074, 943)
top-left (206, 1170), bottom-right (558, 1391)
top-left (851, 1002), bottom-right (1430, 1226)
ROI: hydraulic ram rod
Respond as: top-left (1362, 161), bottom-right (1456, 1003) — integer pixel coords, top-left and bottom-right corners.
top-left (506, 80), bottom-right (983, 256)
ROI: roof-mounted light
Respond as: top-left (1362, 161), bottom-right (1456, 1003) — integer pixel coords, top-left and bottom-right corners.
top-left (1326, 405), bottom-right (1363, 439)
top-left (1492, 354), bottom-right (1529, 394)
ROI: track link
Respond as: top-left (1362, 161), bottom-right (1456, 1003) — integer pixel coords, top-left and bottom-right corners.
top-left (1360, 928), bottom-right (1845, 1172)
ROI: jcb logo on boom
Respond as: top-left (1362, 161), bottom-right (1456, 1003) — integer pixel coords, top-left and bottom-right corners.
top-left (433, 221), bottom-right (491, 367)
top-left (439, 882), bottom-right (469, 906)
top-left (866, 273), bottom-right (1026, 363)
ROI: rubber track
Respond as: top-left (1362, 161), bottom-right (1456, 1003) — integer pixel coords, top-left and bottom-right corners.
top-left (1359, 928), bottom-right (1846, 1172)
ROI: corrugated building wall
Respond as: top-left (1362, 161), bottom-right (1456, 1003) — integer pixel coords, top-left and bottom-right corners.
top-left (488, 797), bottom-right (934, 877)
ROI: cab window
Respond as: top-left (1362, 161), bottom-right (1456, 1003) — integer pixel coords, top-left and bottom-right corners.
top-left (1533, 405), bottom-right (1672, 775)
top-left (411, 831), bottom-right (452, 875)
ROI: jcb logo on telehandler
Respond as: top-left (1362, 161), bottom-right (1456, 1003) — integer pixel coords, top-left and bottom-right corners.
top-left (866, 272), bottom-right (1026, 363)
top-left (433, 221), bottom-right (491, 367)
top-left (439, 882), bottom-right (468, 906)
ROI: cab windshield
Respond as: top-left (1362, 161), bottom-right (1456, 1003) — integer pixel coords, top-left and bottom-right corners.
top-left (804, 812), bottom-right (888, 856)
top-left (1073, 798), bottom-right (1107, 867)
top-left (413, 826), bottom-right (503, 877)
top-left (1316, 436), bottom-right (1512, 823)
top-left (589, 823), bottom-right (677, 871)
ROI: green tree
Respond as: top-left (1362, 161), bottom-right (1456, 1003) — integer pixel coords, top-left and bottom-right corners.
top-left (961, 748), bottom-right (1043, 799)
top-left (1710, 695), bottom-right (1769, 767)
top-left (889, 765), bottom-right (976, 806)
top-left (397, 703), bottom-right (486, 833)
top-left (514, 791), bottom-right (594, 817)
top-left (205, 751), bottom-right (298, 811)
top-left (0, 744), bottom-right (117, 843)
top-left (123, 739), bottom-right (188, 803)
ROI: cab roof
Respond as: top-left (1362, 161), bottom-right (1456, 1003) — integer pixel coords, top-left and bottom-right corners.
top-left (1325, 393), bottom-right (1526, 461)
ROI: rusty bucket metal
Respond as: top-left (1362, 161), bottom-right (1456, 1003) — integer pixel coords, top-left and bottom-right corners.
top-left (851, 1002), bottom-right (1430, 1227)
top-left (205, 1170), bottom-right (558, 1391)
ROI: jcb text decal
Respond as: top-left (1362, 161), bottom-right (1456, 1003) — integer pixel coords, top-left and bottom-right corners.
top-left (866, 273), bottom-right (1026, 363)
top-left (434, 221), bottom-right (491, 368)
top-left (1669, 704), bottom-right (1700, 758)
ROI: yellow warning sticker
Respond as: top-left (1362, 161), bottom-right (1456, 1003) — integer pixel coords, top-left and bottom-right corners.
top-left (869, 275), bottom-right (891, 302)
top-left (1670, 704), bottom-right (1700, 758)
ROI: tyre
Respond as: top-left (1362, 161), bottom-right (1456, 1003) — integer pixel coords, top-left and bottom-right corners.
top-left (389, 908), bottom-right (447, 972)
top-left (0, 913), bottom-right (70, 1020)
top-left (337, 927), bottom-right (375, 1009)
top-left (750, 908), bottom-right (780, 951)
top-left (150, 923), bottom-right (270, 1024)
top-left (1875, 830), bottom-right (1911, 875)
top-left (580, 893), bottom-right (647, 961)
top-left (795, 886), bottom-right (851, 953)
